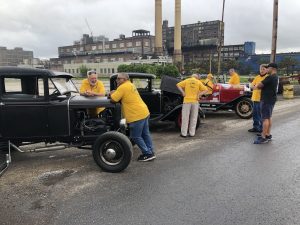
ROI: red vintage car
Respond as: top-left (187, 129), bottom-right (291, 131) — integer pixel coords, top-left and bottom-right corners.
top-left (199, 81), bottom-right (253, 119)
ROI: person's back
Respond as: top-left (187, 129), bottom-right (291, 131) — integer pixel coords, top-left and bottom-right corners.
top-left (178, 76), bottom-right (202, 103)
top-left (110, 73), bottom-right (155, 162)
top-left (114, 80), bottom-right (149, 123)
top-left (177, 74), bottom-right (207, 137)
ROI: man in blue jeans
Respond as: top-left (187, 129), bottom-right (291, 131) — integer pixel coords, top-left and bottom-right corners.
top-left (253, 63), bottom-right (279, 144)
top-left (248, 64), bottom-right (268, 133)
top-left (110, 73), bottom-right (155, 161)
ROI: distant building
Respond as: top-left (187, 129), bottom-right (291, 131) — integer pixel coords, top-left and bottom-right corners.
top-left (162, 20), bottom-right (223, 50)
top-left (62, 56), bottom-right (172, 76)
top-left (0, 47), bottom-right (33, 66)
top-left (239, 52), bottom-right (300, 74)
top-left (162, 20), bottom-right (255, 65)
top-left (50, 21), bottom-right (257, 73)
top-left (18, 58), bottom-right (50, 69)
top-left (50, 30), bottom-right (156, 74)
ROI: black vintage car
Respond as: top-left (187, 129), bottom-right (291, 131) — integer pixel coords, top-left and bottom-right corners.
top-left (110, 73), bottom-right (204, 128)
top-left (0, 67), bottom-right (132, 175)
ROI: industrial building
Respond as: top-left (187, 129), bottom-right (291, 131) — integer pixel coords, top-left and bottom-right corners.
top-left (50, 30), bottom-right (156, 74)
top-left (0, 47), bottom-right (33, 66)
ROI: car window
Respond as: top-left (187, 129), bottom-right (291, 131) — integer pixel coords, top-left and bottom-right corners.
top-left (132, 78), bottom-right (150, 91)
top-left (50, 78), bottom-right (78, 95)
top-left (4, 78), bottom-right (22, 92)
top-left (2, 77), bottom-right (45, 100)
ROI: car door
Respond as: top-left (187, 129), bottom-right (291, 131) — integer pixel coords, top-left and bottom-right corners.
top-left (132, 78), bottom-right (161, 116)
top-left (0, 76), bottom-right (49, 138)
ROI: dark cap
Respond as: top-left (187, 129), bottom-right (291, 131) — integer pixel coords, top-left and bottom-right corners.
top-left (267, 63), bottom-right (278, 69)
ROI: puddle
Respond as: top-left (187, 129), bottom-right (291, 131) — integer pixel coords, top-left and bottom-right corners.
top-left (38, 169), bottom-right (75, 186)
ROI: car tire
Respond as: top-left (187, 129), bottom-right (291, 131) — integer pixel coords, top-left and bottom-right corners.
top-left (235, 98), bottom-right (253, 119)
top-left (92, 131), bottom-right (132, 173)
top-left (175, 111), bottom-right (201, 130)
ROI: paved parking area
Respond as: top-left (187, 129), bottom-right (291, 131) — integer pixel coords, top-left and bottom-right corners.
top-left (0, 96), bottom-right (299, 225)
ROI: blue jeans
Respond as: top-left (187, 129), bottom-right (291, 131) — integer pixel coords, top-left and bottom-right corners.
top-left (129, 117), bottom-right (154, 155)
top-left (253, 101), bottom-right (262, 132)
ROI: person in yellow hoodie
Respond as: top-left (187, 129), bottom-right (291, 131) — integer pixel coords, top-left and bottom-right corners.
top-left (228, 68), bottom-right (240, 85)
top-left (248, 64), bottom-right (268, 133)
top-left (110, 73), bottom-right (155, 162)
top-left (177, 74), bottom-right (208, 137)
top-left (80, 70), bottom-right (106, 117)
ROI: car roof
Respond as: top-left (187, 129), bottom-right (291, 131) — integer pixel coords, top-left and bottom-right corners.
top-left (0, 66), bottom-right (73, 78)
top-left (110, 72), bottom-right (156, 79)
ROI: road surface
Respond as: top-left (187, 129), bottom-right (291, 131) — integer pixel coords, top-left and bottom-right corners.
top-left (1, 97), bottom-right (299, 225)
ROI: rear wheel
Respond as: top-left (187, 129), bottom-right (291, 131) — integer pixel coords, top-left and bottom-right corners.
top-left (235, 98), bottom-right (253, 119)
top-left (175, 111), bottom-right (201, 130)
top-left (92, 132), bottom-right (132, 173)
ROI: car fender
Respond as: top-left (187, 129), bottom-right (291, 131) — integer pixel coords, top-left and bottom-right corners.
top-left (230, 96), bottom-right (253, 107)
top-left (216, 95), bottom-right (253, 109)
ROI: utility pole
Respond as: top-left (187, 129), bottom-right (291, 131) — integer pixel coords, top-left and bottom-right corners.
top-left (217, 0), bottom-right (225, 80)
top-left (270, 0), bottom-right (278, 63)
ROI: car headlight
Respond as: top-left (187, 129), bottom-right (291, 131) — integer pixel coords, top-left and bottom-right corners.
top-left (119, 118), bottom-right (127, 129)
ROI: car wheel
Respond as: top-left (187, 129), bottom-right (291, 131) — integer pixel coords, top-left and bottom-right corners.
top-left (92, 131), bottom-right (132, 173)
top-left (175, 111), bottom-right (201, 130)
top-left (235, 98), bottom-right (253, 119)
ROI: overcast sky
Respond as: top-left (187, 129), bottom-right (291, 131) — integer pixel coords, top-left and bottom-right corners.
top-left (0, 0), bottom-right (299, 59)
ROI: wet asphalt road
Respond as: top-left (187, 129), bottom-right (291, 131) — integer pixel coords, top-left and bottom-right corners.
top-left (53, 107), bottom-right (300, 225)
top-left (1, 98), bottom-right (300, 225)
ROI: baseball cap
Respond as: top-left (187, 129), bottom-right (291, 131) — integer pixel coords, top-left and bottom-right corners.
top-left (267, 63), bottom-right (278, 69)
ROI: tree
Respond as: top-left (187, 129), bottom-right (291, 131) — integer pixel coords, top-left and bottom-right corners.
top-left (278, 56), bottom-right (298, 75)
top-left (79, 65), bottom-right (90, 77)
top-left (117, 64), bottom-right (179, 78)
top-left (221, 59), bottom-right (240, 73)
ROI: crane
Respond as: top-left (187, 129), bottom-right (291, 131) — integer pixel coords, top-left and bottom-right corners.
top-left (85, 18), bottom-right (93, 37)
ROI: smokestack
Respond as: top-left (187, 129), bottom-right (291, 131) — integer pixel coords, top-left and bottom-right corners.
top-left (155, 0), bottom-right (163, 55)
top-left (173, 0), bottom-right (182, 64)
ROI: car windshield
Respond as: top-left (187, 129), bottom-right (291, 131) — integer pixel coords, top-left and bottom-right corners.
top-left (50, 77), bottom-right (78, 94)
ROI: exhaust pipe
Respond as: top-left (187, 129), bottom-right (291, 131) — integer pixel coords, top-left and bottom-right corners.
top-left (31, 145), bottom-right (68, 152)
top-left (10, 142), bottom-right (68, 153)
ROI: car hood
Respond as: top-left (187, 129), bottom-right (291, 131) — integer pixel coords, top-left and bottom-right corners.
top-left (68, 95), bottom-right (115, 108)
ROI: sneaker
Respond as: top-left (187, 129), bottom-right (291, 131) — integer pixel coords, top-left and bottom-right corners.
top-left (253, 136), bottom-right (269, 144)
top-left (180, 134), bottom-right (187, 138)
top-left (137, 154), bottom-right (156, 162)
top-left (257, 134), bottom-right (272, 140)
top-left (248, 128), bottom-right (259, 132)
top-left (266, 135), bottom-right (272, 141)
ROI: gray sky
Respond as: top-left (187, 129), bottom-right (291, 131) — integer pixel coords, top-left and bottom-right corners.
top-left (0, 0), bottom-right (299, 58)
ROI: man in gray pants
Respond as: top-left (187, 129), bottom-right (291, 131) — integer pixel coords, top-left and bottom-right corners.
top-left (177, 74), bottom-right (207, 137)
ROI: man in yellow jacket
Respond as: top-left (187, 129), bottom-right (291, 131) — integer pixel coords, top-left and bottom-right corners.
top-left (177, 74), bottom-right (208, 137)
top-left (203, 73), bottom-right (214, 95)
top-left (110, 73), bottom-right (155, 162)
top-left (80, 70), bottom-right (106, 117)
top-left (228, 68), bottom-right (240, 85)
top-left (248, 64), bottom-right (268, 133)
